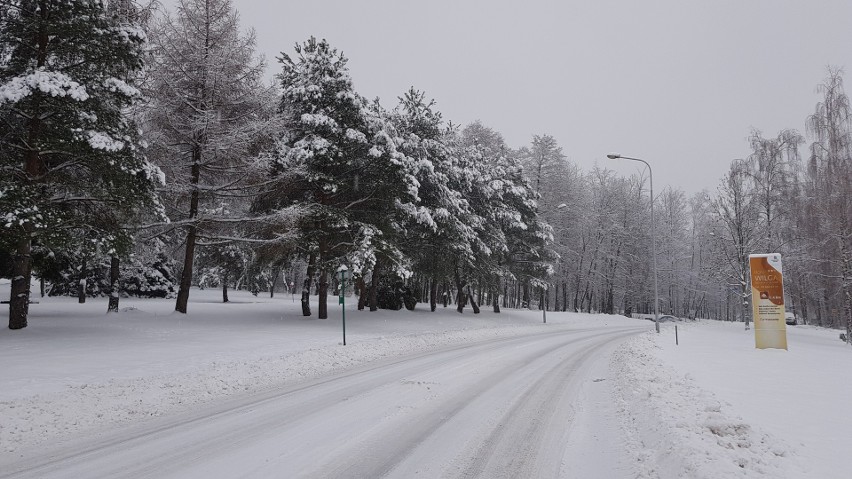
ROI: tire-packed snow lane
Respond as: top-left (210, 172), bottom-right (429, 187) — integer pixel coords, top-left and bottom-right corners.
top-left (454, 333), bottom-right (628, 479)
top-left (0, 325), bottom-right (644, 479)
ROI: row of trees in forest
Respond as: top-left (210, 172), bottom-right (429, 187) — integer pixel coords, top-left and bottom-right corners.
top-left (1, 0), bottom-right (850, 344)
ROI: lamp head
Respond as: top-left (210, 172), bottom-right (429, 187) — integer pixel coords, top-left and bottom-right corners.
top-left (606, 153), bottom-right (621, 160)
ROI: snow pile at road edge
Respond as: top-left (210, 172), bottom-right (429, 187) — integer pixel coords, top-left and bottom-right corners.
top-left (610, 332), bottom-right (802, 478)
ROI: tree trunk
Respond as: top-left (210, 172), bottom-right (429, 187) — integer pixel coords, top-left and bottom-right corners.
top-left (740, 269), bottom-right (750, 329)
top-left (107, 256), bottom-right (120, 313)
top-left (429, 279), bottom-right (438, 312)
top-left (8, 236), bottom-right (32, 330)
top-left (222, 271), bottom-right (229, 303)
top-left (301, 253), bottom-right (316, 316)
top-left (40, 277), bottom-right (45, 298)
top-left (492, 275), bottom-right (501, 313)
top-left (455, 269), bottom-right (467, 313)
top-left (9, 28), bottom-right (47, 330)
top-left (469, 286), bottom-right (480, 314)
top-left (573, 280), bottom-right (580, 312)
top-left (554, 283), bottom-right (560, 312)
top-left (841, 234), bottom-right (852, 345)
top-left (318, 268), bottom-right (329, 319)
top-left (175, 226), bottom-right (197, 313)
top-left (78, 258), bottom-right (87, 304)
top-left (175, 147), bottom-right (201, 314)
top-left (606, 283), bottom-right (614, 314)
top-left (369, 262), bottom-right (380, 312)
top-left (269, 266), bottom-right (281, 298)
top-left (356, 276), bottom-right (367, 310)
top-left (443, 282), bottom-right (449, 307)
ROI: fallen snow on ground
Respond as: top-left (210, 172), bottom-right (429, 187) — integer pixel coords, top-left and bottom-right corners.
top-left (655, 321), bottom-right (851, 478)
top-left (613, 319), bottom-right (852, 478)
top-left (2, 284), bottom-right (850, 478)
top-left (612, 331), bottom-right (801, 478)
top-left (0, 286), bottom-right (636, 458)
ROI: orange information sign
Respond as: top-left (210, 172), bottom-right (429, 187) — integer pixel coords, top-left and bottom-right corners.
top-left (749, 253), bottom-right (787, 350)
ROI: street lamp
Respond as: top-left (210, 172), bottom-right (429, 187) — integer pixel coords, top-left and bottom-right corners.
top-left (606, 153), bottom-right (660, 333)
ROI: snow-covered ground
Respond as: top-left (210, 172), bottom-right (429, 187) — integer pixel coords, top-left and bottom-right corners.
top-left (615, 319), bottom-right (850, 478)
top-left (0, 283), bottom-right (849, 477)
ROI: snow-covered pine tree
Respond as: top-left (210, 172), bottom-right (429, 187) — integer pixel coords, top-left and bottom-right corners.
top-left (273, 37), bottom-right (421, 319)
top-left (481, 143), bottom-right (554, 313)
top-left (0, 0), bottom-right (163, 330)
top-left (519, 134), bottom-right (573, 311)
top-left (392, 89), bottom-right (479, 312)
top-left (144, 0), bottom-right (276, 314)
top-left (453, 122), bottom-right (554, 313)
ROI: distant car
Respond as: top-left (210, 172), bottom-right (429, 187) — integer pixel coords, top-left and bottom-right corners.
top-left (657, 315), bottom-right (680, 322)
top-left (785, 312), bottom-right (797, 326)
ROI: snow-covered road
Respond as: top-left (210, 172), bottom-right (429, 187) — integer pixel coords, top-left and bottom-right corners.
top-left (1, 325), bottom-right (643, 479)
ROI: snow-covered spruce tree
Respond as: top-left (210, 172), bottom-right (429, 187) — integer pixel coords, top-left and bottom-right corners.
top-left (0, 0), bottom-right (163, 330)
top-left (273, 38), bottom-right (422, 319)
top-left (145, 0), bottom-right (276, 314)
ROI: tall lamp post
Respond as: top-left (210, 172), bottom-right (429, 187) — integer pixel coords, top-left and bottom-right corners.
top-left (607, 153), bottom-right (660, 333)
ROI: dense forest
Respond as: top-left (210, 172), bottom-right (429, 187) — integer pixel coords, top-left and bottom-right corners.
top-left (1, 0), bottom-right (850, 343)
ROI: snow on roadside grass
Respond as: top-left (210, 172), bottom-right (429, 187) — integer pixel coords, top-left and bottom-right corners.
top-left (612, 331), bottom-right (803, 478)
top-left (0, 321), bottom-right (574, 455)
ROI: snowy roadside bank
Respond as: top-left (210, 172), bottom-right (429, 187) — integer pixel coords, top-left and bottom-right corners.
top-left (0, 289), bottom-right (644, 459)
top-left (611, 331), bottom-right (801, 478)
top-left (612, 319), bottom-right (852, 478)
top-left (652, 321), bottom-right (851, 478)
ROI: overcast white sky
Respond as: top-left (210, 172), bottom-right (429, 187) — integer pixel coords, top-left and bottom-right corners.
top-left (217, 0), bottom-right (852, 194)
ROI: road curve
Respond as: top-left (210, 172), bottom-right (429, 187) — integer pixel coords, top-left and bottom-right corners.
top-left (2, 325), bottom-right (645, 479)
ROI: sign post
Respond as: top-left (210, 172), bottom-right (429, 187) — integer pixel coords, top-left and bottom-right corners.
top-left (337, 265), bottom-right (348, 346)
top-left (749, 253), bottom-right (788, 350)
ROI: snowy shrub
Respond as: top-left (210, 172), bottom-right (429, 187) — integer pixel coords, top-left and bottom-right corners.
top-left (48, 253), bottom-right (177, 298)
top-left (119, 253), bottom-right (178, 298)
top-left (376, 278), bottom-right (418, 311)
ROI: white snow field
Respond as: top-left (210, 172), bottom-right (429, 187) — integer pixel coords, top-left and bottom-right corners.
top-left (0, 284), bottom-right (848, 478)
